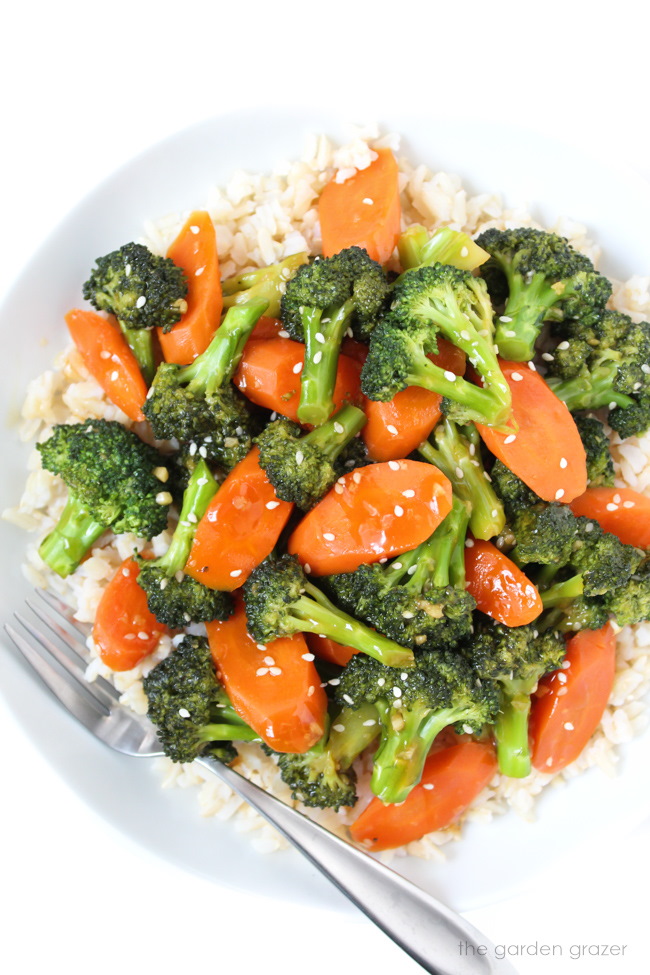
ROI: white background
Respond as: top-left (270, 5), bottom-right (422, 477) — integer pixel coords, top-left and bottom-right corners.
top-left (1, 3), bottom-right (650, 974)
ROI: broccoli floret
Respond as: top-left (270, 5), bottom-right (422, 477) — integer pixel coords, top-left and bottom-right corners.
top-left (143, 299), bottom-right (268, 470)
top-left (544, 557), bottom-right (650, 633)
top-left (243, 554), bottom-right (414, 669)
top-left (269, 706), bottom-right (378, 811)
top-left (336, 649), bottom-right (499, 803)
top-left (136, 460), bottom-right (233, 628)
top-left (360, 264), bottom-right (512, 428)
top-left (397, 225), bottom-right (490, 273)
top-left (83, 242), bottom-right (188, 383)
top-left (221, 252), bottom-right (307, 318)
top-left (143, 635), bottom-right (259, 763)
top-left (475, 228), bottom-right (611, 362)
top-left (326, 496), bottom-right (476, 651)
top-left (37, 419), bottom-right (170, 577)
top-left (603, 557), bottom-right (650, 626)
top-left (546, 311), bottom-right (650, 438)
top-left (419, 419), bottom-right (505, 540)
top-left (255, 404), bottom-right (367, 510)
top-left (280, 247), bottom-right (390, 425)
top-left (573, 415), bottom-right (615, 487)
top-left (461, 617), bottom-right (566, 777)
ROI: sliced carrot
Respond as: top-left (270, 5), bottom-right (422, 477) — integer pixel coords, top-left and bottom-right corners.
top-left (92, 557), bottom-right (168, 671)
top-left (184, 446), bottom-right (293, 591)
top-left (158, 211), bottom-right (222, 364)
top-left (250, 316), bottom-right (283, 341)
top-left (363, 340), bottom-right (467, 462)
top-left (65, 309), bottom-right (147, 423)
top-left (476, 360), bottom-right (587, 503)
top-left (340, 337), bottom-right (370, 365)
top-left (464, 538), bottom-right (542, 626)
top-left (569, 487), bottom-right (650, 548)
top-left (206, 598), bottom-right (327, 754)
top-left (288, 459), bottom-right (452, 576)
top-left (233, 337), bottom-right (362, 423)
top-left (306, 633), bottom-right (357, 668)
top-left (319, 148), bottom-right (401, 265)
top-left (530, 623), bottom-right (616, 774)
top-left (350, 741), bottom-right (497, 851)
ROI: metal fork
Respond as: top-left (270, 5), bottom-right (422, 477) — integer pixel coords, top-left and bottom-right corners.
top-left (4, 592), bottom-right (517, 975)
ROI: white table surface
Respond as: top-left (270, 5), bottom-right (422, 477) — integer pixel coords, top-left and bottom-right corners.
top-left (1, 4), bottom-right (649, 973)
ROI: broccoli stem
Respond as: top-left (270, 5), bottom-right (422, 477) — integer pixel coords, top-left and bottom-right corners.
top-left (179, 298), bottom-right (269, 396)
top-left (120, 326), bottom-right (156, 385)
top-left (406, 352), bottom-right (509, 427)
top-left (494, 272), bottom-right (560, 361)
top-left (418, 421), bottom-right (505, 540)
top-left (371, 702), bottom-right (466, 803)
top-left (409, 496), bottom-right (468, 592)
top-left (38, 495), bottom-right (108, 577)
top-left (398, 226), bottom-right (489, 274)
top-left (540, 575), bottom-right (585, 608)
top-left (297, 300), bottom-right (354, 426)
top-left (292, 582), bottom-right (415, 668)
top-left (221, 253), bottom-right (308, 318)
top-left (299, 403), bottom-right (367, 461)
top-left (328, 703), bottom-right (380, 770)
top-left (157, 460), bottom-right (218, 575)
top-left (546, 367), bottom-right (635, 413)
top-left (196, 723), bottom-right (260, 745)
top-left (494, 690), bottom-right (533, 777)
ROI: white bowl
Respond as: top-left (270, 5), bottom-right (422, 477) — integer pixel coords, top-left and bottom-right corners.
top-left (1, 110), bottom-right (650, 914)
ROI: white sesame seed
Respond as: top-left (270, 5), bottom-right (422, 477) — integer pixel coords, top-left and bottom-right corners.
top-left (301, 653), bottom-right (315, 662)
top-left (541, 352), bottom-right (554, 361)
top-left (315, 332), bottom-right (325, 344)
top-left (295, 450), bottom-right (304, 465)
top-left (422, 783), bottom-right (435, 790)
top-left (606, 503), bottom-right (619, 511)
top-left (198, 446), bottom-right (207, 458)
top-left (230, 569), bottom-right (242, 578)
top-left (460, 246), bottom-right (469, 258)
top-left (138, 631), bottom-right (149, 640)
top-left (343, 694), bottom-right (354, 705)
top-left (402, 611), bottom-right (415, 619)
top-left (159, 578), bottom-right (168, 590)
top-left (555, 489), bottom-right (565, 500)
top-left (609, 402), bottom-right (618, 410)
top-left (503, 434), bottom-right (517, 444)
top-left (528, 360), bottom-right (537, 371)
top-left (256, 643), bottom-right (266, 650)
top-left (136, 295), bottom-right (146, 308)
top-left (455, 466), bottom-right (464, 479)
top-left (444, 370), bottom-right (456, 382)
top-left (560, 457), bottom-right (568, 469)
top-left (386, 424), bottom-right (399, 435)
top-left (388, 461), bottom-right (400, 471)
top-left (499, 316), bottom-right (512, 323)
top-left (394, 505), bottom-right (404, 517)
top-left (643, 364), bottom-right (650, 375)
top-left (256, 668), bottom-right (269, 677)
top-left (613, 493), bottom-right (621, 504)
top-left (304, 563), bottom-right (311, 574)
top-left (503, 330), bottom-right (516, 338)
top-left (564, 721), bottom-right (575, 731)
top-left (511, 372), bottom-right (523, 382)
top-left (623, 500), bottom-right (635, 508)
top-left (362, 719), bottom-right (377, 727)
top-left (402, 489), bottom-right (415, 498)
top-left (362, 197), bottom-right (374, 205)
top-left (313, 351), bottom-right (323, 364)
top-left (195, 266), bottom-right (205, 277)
top-left (332, 724), bottom-right (346, 733)
top-left (557, 341), bottom-right (570, 351)
top-left (585, 522), bottom-right (594, 532)
top-left (465, 538), bottom-right (475, 548)
top-left (307, 686), bottom-right (315, 697)
top-left (178, 708), bottom-right (190, 718)
top-left (100, 350), bottom-right (111, 359)
top-left (121, 567), bottom-right (130, 577)
top-left (392, 687), bottom-right (402, 698)
top-left (407, 565), bottom-right (417, 575)
top-left (323, 532), bottom-right (335, 541)
top-left (353, 471), bottom-right (362, 483)
top-left (108, 370), bottom-right (119, 382)
top-left (278, 329), bottom-right (290, 338)
top-left (334, 483), bottom-right (344, 494)
top-left (155, 491), bottom-right (173, 505)
top-left (269, 667), bottom-right (282, 676)
top-left (460, 330), bottom-right (471, 341)
top-left (124, 633), bottom-right (135, 640)
top-left (266, 500), bottom-right (280, 509)
top-left (333, 422), bottom-right (344, 434)
top-left (392, 562), bottom-right (403, 570)
top-left (190, 225), bottom-right (200, 234)
top-left (292, 361), bottom-right (303, 375)
top-left (491, 508), bottom-right (498, 518)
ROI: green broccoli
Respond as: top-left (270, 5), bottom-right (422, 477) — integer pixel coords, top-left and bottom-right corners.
top-left (243, 554), bottom-right (414, 669)
top-left (280, 247), bottom-right (390, 425)
top-left (326, 496), bottom-right (476, 652)
top-left (83, 242), bottom-right (188, 383)
top-left (418, 418), bottom-right (506, 540)
top-left (143, 298), bottom-right (268, 470)
top-left (221, 252), bottom-right (307, 317)
top-left (461, 617), bottom-right (566, 777)
top-left (37, 419), bottom-right (170, 577)
top-left (475, 227), bottom-right (611, 362)
top-left (255, 404), bottom-right (367, 510)
top-left (135, 460), bottom-right (233, 628)
top-left (573, 415), bottom-right (615, 487)
top-left (398, 224), bottom-right (490, 273)
top-left (544, 557), bottom-right (650, 634)
top-left (360, 264), bottom-right (512, 428)
top-left (545, 311), bottom-right (650, 439)
top-left (336, 649), bottom-right (499, 803)
top-left (143, 635), bottom-right (259, 764)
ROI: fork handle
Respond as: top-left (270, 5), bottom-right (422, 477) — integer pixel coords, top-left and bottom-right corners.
top-left (196, 757), bottom-right (517, 975)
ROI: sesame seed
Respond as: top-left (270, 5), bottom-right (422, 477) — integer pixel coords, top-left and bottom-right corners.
top-left (541, 352), bottom-right (554, 362)
top-left (560, 457), bottom-right (568, 469)
top-left (585, 522), bottom-right (594, 532)
top-left (195, 266), bottom-right (205, 277)
top-left (483, 471), bottom-right (492, 482)
top-left (362, 197), bottom-right (374, 205)
top-left (460, 330), bottom-right (471, 341)
top-left (328, 678), bottom-right (341, 686)
top-left (332, 724), bottom-right (346, 733)
top-left (394, 505), bottom-right (404, 517)
top-left (174, 570), bottom-right (185, 583)
top-left (334, 483), bottom-right (344, 494)
top-left (256, 668), bottom-right (269, 677)
top-left (392, 562), bottom-right (403, 570)
top-left (444, 370), bottom-right (456, 382)
top-left (333, 422), bottom-right (344, 434)
top-left (138, 631), bottom-right (149, 640)
top-left (109, 370), bottom-right (119, 382)
top-left (407, 565), bottom-right (417, 575)
top-left (313, 351), bottom-right (323, 364)
top-left (557, 341), bottom-right (570, 350)
top-left (564, 721), bottom-right (575, 731)
top-left (491, 508), bottom-right (498, 518)
top-left (460, 246), bottom-right (469, 258)
top-left (392, 687), bottom-right (402, 698)
top-left (609, 401), bottom-right (618, 410)
top-left (136, 295), bottom-right (146, 308)
top-left (345, 623), bottom-right (354, 631)
top-left (377, 678), bottom-right (386, 687)
top-left (643, 364), bottom-right (650, 375)
top-left (292, 361), bottom-right (303, 374)
top-left (362, 719), bottom-right (377, 727)
top-left (511, 372), bottom-right (523, 382)
top-left (159, 578), bottom-right (168, 590)
top-left (178, 708), bottom-right (190, 718)
top-left (100, 350), bottom-right (111, 359)
top-left (278, 329), bottom-right (290, 338)
top-left (402, 611), bottom-right (415, 619)
top-left (190, 225), bottom-right (200, 234)
top-left (256, 644), bottom-right (266, 650)
top-left (465, 538), bottom-right (475, 548)
top-left (307, 686), bottom-right (315, 697)
top-left (402, 489), bottom-right (415, 498)
top-left (528, 360), bottom-right (537, 371)
top-left (499, 315), bottom-right (513, 323)
top-left (353, 471), bottom-right (362, 483)
top-left (343, 694), bottom-right (355, 705)
top-left (323, 532), bottom-right (335, 541)
top-left (266, 500), bottom-right (280, 511)
top-left (388, 460), bottom-right (400, 471)
top-left (606, 502), bottom-right (619, 511)
top-left (230, 569), bottom-right (242, 578)
top-left (453, 466), bottom-right (464, 480)
top-left (263, 656), bottom-right (275, 666)
top-left (301, 653), bottom-right (315, 661)
top-left (555, 489), bottom-right (565, 500)
top-left (503, 330), bottom-right (516, 337)
top-left (304, 563), bottom-right (311, 574)
top-left (503, 434), bottom-right (517, 444)
top-left (613, 494), bottom-right (621, 504)
top-left (295, 450), bottom-right (304, 465)
top-left (155, 491), bottom-right (173, 505)
top-left (124, 633), bottom-right (135, 640)
top-left (386, 424), bottom-right (399, 435)
top-left (623, 500), bottom-right (635, 508)
top-left (422, 783), bottom-right (435, 790)
top-left (315, 332), bottom-right (325, 344)
top-left (269, 667), bottom-right (282, 676)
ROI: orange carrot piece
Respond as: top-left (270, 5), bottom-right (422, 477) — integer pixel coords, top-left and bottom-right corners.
top-left (530, 623), bottom-right (616, 774)
top-left (158, 211), bottom-right (222, 364)
top-left (464, 538), bottom-right (542, 626)
top-left (206, 599), bottom-right (327, 754)
top-left (250, 316), bottom-right (283, 341)
top-left (569, 487), bottom-right (650, 548)
top-left (476, 360), bottom-right (587, 503)
top-left (350, 741), bottom-right (498, 851)
top-left (363, 340), bottom-right (467, 462)
top-left (288, 459), bottom-right (452, 576)
top-left (92, 557), bottom-right (168, 671)
top-left (184, 447), bottom-right (293, 591)
top-left (306, 633), bottom-right (357, 668)
top-left (319, 148), bottom-right (401, 265)
top-left (233, 337), bottom-right (362, 423)
top-left (65, 309), bottom-right (147, 423)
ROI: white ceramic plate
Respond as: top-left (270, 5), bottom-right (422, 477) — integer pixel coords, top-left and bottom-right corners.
top-left (2, 111), bottom-right (650, 914)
